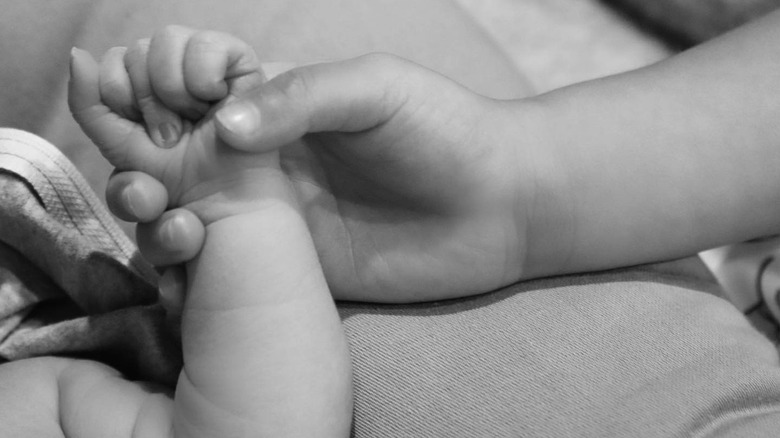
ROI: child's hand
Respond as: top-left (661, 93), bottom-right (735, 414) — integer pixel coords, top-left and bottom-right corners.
top-left (109, 53), bottom-right (557, 303)
top-left (68, 26), bottom-right (287, 225)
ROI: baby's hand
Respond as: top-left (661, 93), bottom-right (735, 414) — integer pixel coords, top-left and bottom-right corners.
top-left (68, 26), bottom-right (284, 224)
top-left (70, 28), bottom-right (353, 437)
top-left (110, 53), bottom-right (544, 303)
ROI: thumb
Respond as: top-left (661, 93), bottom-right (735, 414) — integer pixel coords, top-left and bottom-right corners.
top-left (214, 53), bottom-right (411, 152)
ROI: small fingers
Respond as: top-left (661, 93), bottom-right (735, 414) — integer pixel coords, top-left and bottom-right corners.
top-left (124, 39), bottom-right (184, 149)
top-left (69, 47), bottom-right (165, 172)
top-left (98, 46), bottom-right (140, 121)
top-left (182, 29), bottom-right (265, 101)
top-left (136, 208), bottom-right (206, 267)
top-left (147, 25), bottom-right (265, 116)
top-left (106, 171), bottom-right (169, 223)
top-left (147, 26), bottom-right (210, 118)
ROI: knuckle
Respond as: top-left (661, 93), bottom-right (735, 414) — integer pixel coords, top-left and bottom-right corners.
top-left (123, 41), bottom-right (151, 80)
top-left (152, 83), bottom-right (202, 116)
top-left (275, 68), bottom-right (313, 103)
top-left (135, 93), bottom-right (159, 114)
top-left (148, 78), bottom-right (186, 109)
top-left (356, 52), bottom-right (405, 77)
top-left (98, 75), bottom-right (128, 98)
top-left (185, 33), bottom-right (225, 81)
top-left (189, 30), bottom-right (222, 48)
top-left (190, 29), bottom-right (246, 54)
top-left (125, 38), bottom-right (150, 63)
top-left (156, 24), bottom-right (190, 42)
top-left (150, 74), bottom-right (179, 98)
top-left (101, 46), bottom-right (128, 62)
top-left (356, 53), bottom-right (411, 110)
top-left (260, 68), bottom-right (314, 130)
top-left (358, 52), bottom-right (397, 66)
top-left (98, 78), bottom-right (137, 119)
top-left (354, 52), bottom-right (409, 89)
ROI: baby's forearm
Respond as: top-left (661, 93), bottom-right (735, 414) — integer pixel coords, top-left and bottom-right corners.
top-left (522, 9), bottom-right (780, 278)
top-left (176, 199), bottom-right (352, 437)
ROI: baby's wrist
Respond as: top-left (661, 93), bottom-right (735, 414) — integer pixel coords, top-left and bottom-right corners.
top-left (180, 168), bottom-right (299, 227)
top-left (185, 196), bottom-right (323, 303)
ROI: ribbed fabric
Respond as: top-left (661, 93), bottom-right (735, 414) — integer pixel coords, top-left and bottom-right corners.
top-left (341, 272), bottom-right (780, 437)
top-left (2, 128), bottom-right (780, 437)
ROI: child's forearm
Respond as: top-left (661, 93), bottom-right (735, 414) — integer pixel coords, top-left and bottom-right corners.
top-left (522, 9), bottom-right (780, 278)
top-left (176, 200), bottom-right (352, 437)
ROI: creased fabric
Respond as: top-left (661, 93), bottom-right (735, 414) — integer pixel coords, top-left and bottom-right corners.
top-left (3, 127), bottom-right (780, 437)
top-left (0, 129), bottom-right (180, 385)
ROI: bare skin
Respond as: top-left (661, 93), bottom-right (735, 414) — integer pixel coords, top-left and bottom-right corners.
top-left (2, 28), bottom-right (355, 438)
top-left (126, 11), bottom-right (780, 309)
top-left (5, 4), bottom-right (780, 438)
top-left (75, 30), bottom-right (354, 437)
top-left (0, 0), bottom-right (530, 201)
top-left (0, 3), bottom-right (531, 436)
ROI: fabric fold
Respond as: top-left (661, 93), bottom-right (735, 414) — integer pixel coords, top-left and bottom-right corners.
top-left (0, 128), bottom-right (180, 385)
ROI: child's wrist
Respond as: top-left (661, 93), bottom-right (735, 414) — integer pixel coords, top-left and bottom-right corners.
top-left (505, 97), bottom-right (578, 280)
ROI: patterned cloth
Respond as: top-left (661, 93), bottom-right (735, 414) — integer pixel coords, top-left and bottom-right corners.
top-left (3, 128), bottom-right (780, 437)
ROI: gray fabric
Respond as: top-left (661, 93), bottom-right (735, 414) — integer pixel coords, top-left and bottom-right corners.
top-left (2, 128), bottom-right (780, 437)
top-left (341, 271), bottom-right (780, 437)
top-left (604, 0), bottom-right (780, 46)
top-left (0, 129), bottom-right (180, 384)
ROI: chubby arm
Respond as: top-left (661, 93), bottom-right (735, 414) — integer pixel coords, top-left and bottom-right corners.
top-left (68, 29), bottom-right (353, 437)
top-left (0, 194), bottom-right (352, 438)
top-left (520, 9), bottom-right (780, 278)
top-left (175, 186), bottom-right (353, 437)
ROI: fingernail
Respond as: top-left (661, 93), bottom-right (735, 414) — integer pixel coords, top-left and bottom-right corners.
top-left (158, 122), bottom-right (181, 148)
top-left (158, 267), bottom-right (185, 309)
top-left (160, 216), bottom-right (182, 251)
top-left (69, 47), bottom-right (88, 79)
top-left (121, 184), bottom-right (140, 218)
top-left (69, 47), bottom-right (77, 77)
top-left (216, 100), bottom-right (260, 136)
top-left (70, 46), bottom-right (86, 60)
top-left (158, 268), bottom-right (175, 302)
